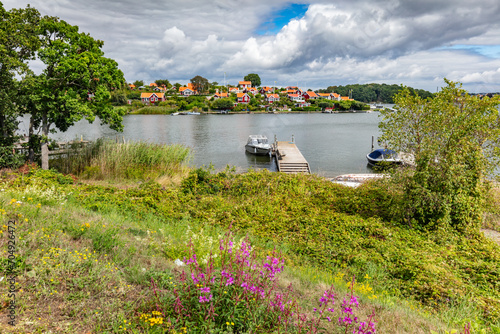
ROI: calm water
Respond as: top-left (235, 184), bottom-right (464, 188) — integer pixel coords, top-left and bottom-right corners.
top-left (17, 112), bottom-right (383, 177)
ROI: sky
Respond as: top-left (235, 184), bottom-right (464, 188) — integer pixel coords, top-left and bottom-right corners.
top-left (3, 0), bottom-right (500, 93)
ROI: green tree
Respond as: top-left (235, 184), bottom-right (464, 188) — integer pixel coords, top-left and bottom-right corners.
top-left (244, 73), bottom-right (261, 87)
top-left (155, 79), bottom-right (171, 89)
top-left (379, 80), bottom-right (500, 232)
top-left (190, 75), bottom-right (209, 94)
top-left (133, 80), bottom-right (144, 88)
top-left (211, 98), bottom-right (234, 110)
top-left (0, 4), bottom-right (41, 167)
top-left (24, 15), bottom-right (126, 169)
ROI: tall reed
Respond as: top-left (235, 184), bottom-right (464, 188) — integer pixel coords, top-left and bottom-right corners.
top-left (53, 139), bottom-right (191, 180)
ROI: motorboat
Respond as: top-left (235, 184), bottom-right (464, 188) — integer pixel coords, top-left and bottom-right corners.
top-left (245, 135), bottom-right (271, 155)
top-left (366, 148), bottom-right (403, 166)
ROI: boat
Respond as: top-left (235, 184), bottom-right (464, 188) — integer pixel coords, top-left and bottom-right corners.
top-left (366, 148), bottom-right (403, 166)
top-left (186, 111), bottom-right (200, 115)
top-left (245, 135), bottom-right (272, 155)
top-left (332, 173), bottom-right (387, 188)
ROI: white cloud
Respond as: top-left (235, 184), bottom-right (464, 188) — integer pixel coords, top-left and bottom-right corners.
top-left (3, 0), bottom-right (500, 91)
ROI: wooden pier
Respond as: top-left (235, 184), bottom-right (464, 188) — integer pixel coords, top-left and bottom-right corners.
top-left (272, 139), bottom-right (311, 174)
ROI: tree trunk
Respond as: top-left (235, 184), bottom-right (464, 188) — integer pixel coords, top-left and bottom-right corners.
top-left (41, 111), bottom-right (49, 170)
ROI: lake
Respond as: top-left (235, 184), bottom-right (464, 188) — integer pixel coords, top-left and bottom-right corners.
top-left (17, 112), bottom-right (384, 178)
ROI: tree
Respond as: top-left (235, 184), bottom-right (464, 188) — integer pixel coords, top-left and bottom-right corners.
top-left (133, 80), bottom-right (144, 88)
top-left (24, 15), bottom-right (126, 169)
top-left (190, 75), bottom-right (209, 94)
top-left (155, 79), bottom-right (171, 89)
top-left (244, 73), bottom-right (261, 88)
top-left (0, 4), bottom-right (41, 167)
top-left (379, 79), bottom-right (500, 232)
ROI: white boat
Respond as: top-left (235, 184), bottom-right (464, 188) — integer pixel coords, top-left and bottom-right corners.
top-left (332, 173), bottom-right (387, 188)
top-left (366, 148), bottom-right (403, 166)
top-left (186, 111), bottom-right (200, 115)
top-left (245, 135), bottom-right (271, 155)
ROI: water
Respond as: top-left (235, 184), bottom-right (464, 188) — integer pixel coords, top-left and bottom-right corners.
top-left (17, 112), bottom-right (383, 177)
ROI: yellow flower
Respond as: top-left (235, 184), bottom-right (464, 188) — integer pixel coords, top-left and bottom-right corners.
top-left (226, 322), bottom-right (230, 325)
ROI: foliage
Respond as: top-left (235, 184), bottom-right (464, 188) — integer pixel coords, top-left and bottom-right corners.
top-left (379, 80), bottom-right (500, 232)
top-left (211, 98), bottom-right (234, 110)
top-left (20, 13), bottom-right (126, 169)
top-left (155, 79), bottom-right (171, 89)
top-left (190, 75), bottom-right (209, 94)
top-left (51, 139), bottom-right (191, 180)
top-left (244, 73), bottom-right (261, 87)
top-left (0, 4), bottom-right (41, 167)
top-left (132, 80), bottom-right (144, 88)
top-left (320, 83), bottom-right (433, 103)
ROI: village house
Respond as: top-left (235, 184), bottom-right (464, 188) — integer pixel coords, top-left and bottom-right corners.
top-left (302, 91), bottom-right (319, 101)
top-left (229, 87), bottom-right (240, 94)
top-left (287, 93), bottom-right (305, 104)
top-left (179, 83), bottom-right (198, 96)
top-left (260, 87), bottom-right (273, 94)
top-left (265, 94), bottom-right (280, 103)
top-left (140, 92), bottom-right (165, 104)
top-left (317, 93), bottom-right (331, 99)
top-left (238, 81), bottom-right (252, 89)
top-left (213, 92), bottom-right (229, 99)
top-left (237, 93), bottom-right (250, 103)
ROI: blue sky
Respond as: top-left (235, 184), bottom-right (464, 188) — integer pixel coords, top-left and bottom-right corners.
top-left (256, 3), bottom-right (309, 35)
top-left (3, 0), bottom-right (500, 93)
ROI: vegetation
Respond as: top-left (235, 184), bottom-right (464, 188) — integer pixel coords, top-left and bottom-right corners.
top-left (244, 73), bottom-right (262, 88)
top-left (52, 139), bottom-right (191, 181)
top-left (190, 75), bottom-right (209, 94)
top-left (0, 165), bottom-right (498, 333)
top-left (319, 83), bottom-right (434, 103)
top-left (379, 80), bottom-right (500, 232)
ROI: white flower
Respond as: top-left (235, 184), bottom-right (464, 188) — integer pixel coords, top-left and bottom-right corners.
top-left (174, 259), bottom-right (185, 267)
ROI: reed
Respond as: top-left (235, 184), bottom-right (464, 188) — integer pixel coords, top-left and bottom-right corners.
top-left (53, 139), bottom-right (191, 180)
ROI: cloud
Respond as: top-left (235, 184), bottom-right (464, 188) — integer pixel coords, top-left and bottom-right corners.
top-left (3, 0), bottom-right (500, 91)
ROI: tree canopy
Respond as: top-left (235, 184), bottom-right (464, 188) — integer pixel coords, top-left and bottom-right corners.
top-left (155, 79), bottom-right (171, 89)
top-left (379, 80), bottom-right (500, 231)
top-left (244, 73), bottom-right (261, 88)
top-left (320, 83), bottom-right (433, 103)
top-left (21, 13), bottom-right (126, 169)
top-left (190, 75), bottom-right (209, 94)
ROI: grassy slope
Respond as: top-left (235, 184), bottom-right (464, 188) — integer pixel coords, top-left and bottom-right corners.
top-left (0, 168), bottom-right (499, 333)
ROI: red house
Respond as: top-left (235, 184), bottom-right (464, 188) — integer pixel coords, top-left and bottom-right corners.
top-left (237, 93), bottom-right (250, 103)
top-left (140, 92), bottom-right (165, 104)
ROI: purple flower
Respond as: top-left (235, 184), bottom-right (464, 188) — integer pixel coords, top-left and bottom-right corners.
top-left (200, 287), bottom-right (211, 294)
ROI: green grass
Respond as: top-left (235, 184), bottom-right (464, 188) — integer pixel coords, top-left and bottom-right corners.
top-left (0, 167), bottom-right (498, 332)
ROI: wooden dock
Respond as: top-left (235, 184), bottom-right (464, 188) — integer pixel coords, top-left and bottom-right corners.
top-left (273, 140), bottom-right (311, 174)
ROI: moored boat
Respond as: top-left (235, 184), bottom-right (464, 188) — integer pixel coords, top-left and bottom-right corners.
top-left (245, 135), bottom-right (271, 155)
top-left (366, 148), bottom-right (403, 166)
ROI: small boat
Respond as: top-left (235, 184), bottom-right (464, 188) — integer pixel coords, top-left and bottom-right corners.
top-left (186, 111), bottom-right (200, 115)
top-left (332, 173), bottom-right (387, 188)
top-left (245, 135), bottom-right (271, 155)
top-left (366, 148), bottom-right (403, 166)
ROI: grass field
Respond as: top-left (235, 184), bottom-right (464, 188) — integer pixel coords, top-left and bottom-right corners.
top-left (0, 158), bottom-right (499, 333)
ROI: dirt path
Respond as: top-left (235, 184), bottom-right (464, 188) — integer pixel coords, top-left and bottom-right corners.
top-left (481, 229), bottom-right (500, 246)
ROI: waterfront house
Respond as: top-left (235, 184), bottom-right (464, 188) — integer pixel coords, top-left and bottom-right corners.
top-left (239, 81), bottom-right (252, 89)
top-left (288, 93), bottom-right (305, 103)
top-left (265, 94), bottom-right (280, 103)
top-left (179, 87), bottom-right (195, 96)
top-left (141, 92), bottom-right (165, 104)
top-left (245, 87), bottom-right (258, 95)
top-left (237, 93), bottom-right (250, 103)
top-left (213, 92), bottom-right (229, 99)
top-left (128, 84), bottom-right (136, 90)
top-left (229, 87), bottom-right (240, 93)
top-left (302, 91), bottom-right (319, 101)
top-left (332, 93), bottom-right (342, 101)
top-left (340, 96), bottom-right (354, 101)
top-left (317, 93), bottom-right (331, 100)
top-left (260, 87), bottom-right (273, 94)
